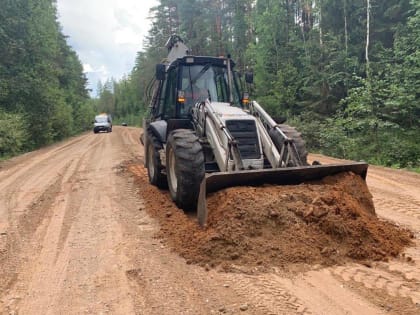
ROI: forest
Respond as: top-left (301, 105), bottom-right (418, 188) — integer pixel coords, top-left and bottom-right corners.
top-left (1, 0), bottom-right (419, 169)
top-left (0, 0), bottom-right (93, 157)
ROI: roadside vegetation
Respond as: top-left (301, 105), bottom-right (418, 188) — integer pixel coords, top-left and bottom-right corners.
top-left (0, 0), bottom-right (94, 159)
top-left (97, 0), bottom-right (418, 170)
top-left (1, 0), bottom-right (418, 170)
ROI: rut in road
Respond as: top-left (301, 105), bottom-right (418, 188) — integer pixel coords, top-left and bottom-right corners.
top-left (0, 132), bottom-right (140, 314)
top-left (0, 136), bottom-right (99, 293)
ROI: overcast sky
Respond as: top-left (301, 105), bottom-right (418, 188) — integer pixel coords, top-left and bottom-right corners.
top-left (57, 0), bottom-right (158, 96)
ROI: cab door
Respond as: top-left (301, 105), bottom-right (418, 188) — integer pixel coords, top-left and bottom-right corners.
top-left (158, 67), bottom-right (177, 119)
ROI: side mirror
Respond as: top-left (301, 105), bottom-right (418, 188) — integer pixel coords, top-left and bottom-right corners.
top-left (156, 64), bottom-right (166, 81)
top-left (245, 72), bottom-right (254, 84)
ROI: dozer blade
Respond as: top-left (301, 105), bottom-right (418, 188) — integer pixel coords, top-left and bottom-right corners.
top-left (197, 162), bottom-right (368, 226)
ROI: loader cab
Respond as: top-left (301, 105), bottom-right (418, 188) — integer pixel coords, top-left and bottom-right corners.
top-left (152, 56), bottom-right (245, 121)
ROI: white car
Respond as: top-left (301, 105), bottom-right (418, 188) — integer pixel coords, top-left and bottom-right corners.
top-left (93, 114), bottom-right (112, 133)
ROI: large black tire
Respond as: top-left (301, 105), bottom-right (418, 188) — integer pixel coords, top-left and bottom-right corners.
top-left (269, 124), bottom-right (308, 166)
top-left (146, 130), bottom-right (167, 188)
top-left (166, 129), bottom-right (205, 212)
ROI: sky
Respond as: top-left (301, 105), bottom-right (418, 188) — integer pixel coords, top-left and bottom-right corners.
top-left (57, 0), bottom-right (158, 96)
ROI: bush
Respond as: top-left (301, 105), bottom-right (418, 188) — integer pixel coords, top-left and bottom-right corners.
top-left (0, 110), bottom-right (29, 158)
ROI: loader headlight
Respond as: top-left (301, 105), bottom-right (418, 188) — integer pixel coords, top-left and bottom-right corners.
top-left (177, 90), bottom-right (185, 103)
top-left (242, 92), bottom-right (250, 105)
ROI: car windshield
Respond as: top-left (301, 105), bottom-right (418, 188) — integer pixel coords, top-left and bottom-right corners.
top-left (95, 116), bottom-right (108, 123)
top-left (180, 64), bottom-right (242, 107)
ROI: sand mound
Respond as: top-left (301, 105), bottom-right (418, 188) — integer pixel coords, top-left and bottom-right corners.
top-left (129, 165), bottom-right (413, 271)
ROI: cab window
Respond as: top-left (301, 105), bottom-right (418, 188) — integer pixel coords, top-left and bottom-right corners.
top-left (160, 68), bottom-right (177, 118)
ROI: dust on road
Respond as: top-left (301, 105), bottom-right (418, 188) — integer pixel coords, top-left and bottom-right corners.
top-left (0, 127), bottom-right (419, 314)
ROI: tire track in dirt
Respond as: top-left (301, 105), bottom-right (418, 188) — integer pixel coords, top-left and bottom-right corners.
top-left (0, 135), bottom-right (98, 225)
top-left (2, 159), bottom-right (84, 314)
top-left (112, 166), bottom-right (206, 314)
top-left (385, 246), bottom-right (420, 281)
top-left (368, 172), bottom-right (420, 226)
top-left (223, 273), bottom-right (311, 315)
top-left (0, 134), bottom-right (106, 313)
top-left (308, 154), bottom-right (420, 312)
top-left (0, 135), bottom-right (101, 283)
top-left (54, 137), bottom-right (106, 259)
top-left (119, 127), bottom-right (141, 148)
top-left (332, 264), bottom-right (420, 304)
top-left (115, 127), bottom-right (144, 165)
top-left (17, 162), bottom-right (72, 239)
top-left (0, 162), bottom-right (71, 311)
top-left (0, 131), bottom-right (140, 314)
top-left (43, 131), bottom-right (148, 314)
top-left (372, 192), bottom-right (420, 223)
top-left (0, 135), bottom-right (89, 188)
top-left (278, 268), bottom-right (385, 315)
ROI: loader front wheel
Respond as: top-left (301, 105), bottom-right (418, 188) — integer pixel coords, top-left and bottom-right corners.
top-left (166, 129), bottom-right (205, 212)
top-left (146, 131), bottom-right (167, 189)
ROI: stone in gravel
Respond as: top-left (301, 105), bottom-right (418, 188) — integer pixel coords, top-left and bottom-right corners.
top-left (240, 304), bottom-right (248, 311)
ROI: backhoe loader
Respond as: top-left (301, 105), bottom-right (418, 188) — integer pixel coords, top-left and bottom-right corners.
top-left (142, 35), bottom-right (368, 226)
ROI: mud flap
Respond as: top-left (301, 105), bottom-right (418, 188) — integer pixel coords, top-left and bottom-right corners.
top-left (197, 162), bottom-right (368, 227)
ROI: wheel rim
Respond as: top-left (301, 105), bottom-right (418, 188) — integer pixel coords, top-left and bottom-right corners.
top-left (168, 147), bottom-right (177, 193)
top-left (147, 143), bottom-right (155, 179)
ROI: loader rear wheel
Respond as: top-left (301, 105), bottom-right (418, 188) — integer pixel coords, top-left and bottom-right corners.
top-left (166, 129), bottom-right (205, 212)
top-left (270, 124), bottom-right (308, 166)
top-left (146, 131), bottom-right (167, 189)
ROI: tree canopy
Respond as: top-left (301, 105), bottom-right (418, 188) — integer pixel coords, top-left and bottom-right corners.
top-left (98, 0), bottom-right (418, 169)
top-left (0, 0), bottom-right (92, 157)
top-left (6, 0), bottom-right (416, 169)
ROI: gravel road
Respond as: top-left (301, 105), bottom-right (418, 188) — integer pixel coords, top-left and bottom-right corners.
top-left (0, 127), bottom-right (419, 314)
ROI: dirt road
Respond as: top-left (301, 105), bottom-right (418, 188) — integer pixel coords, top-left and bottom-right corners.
top-left (0, 127), bottom-right (419, 314)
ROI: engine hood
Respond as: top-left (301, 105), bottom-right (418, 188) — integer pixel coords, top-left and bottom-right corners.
top-left (209, 102), bottom-right (253, 121)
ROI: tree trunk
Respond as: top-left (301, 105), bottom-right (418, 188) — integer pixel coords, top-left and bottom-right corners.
top-left (344, 0), bottom-right (348, 55)
top-left (366, 0), bottom-right (371, 80)
top-left (319, 0), bottom-right (323, 47)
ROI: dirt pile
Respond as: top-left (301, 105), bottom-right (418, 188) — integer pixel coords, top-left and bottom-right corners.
top-left (129, 165), bottom-right (413, 271)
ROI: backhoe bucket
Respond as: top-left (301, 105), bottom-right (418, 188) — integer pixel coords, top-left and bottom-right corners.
top-left (197, 162), bottom-right (368, 226)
